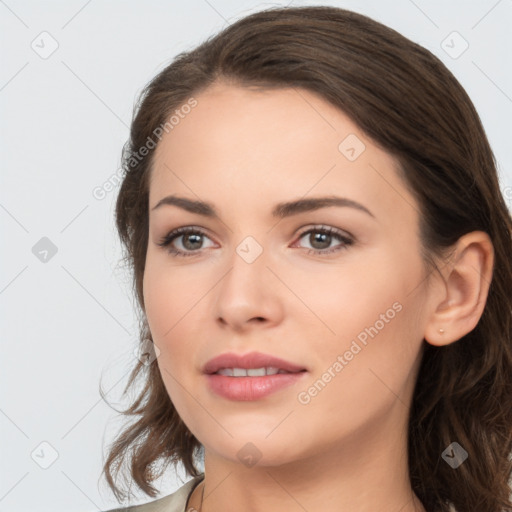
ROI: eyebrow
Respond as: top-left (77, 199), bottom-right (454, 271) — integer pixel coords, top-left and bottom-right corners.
top-left (151, 195), bottom-right (375, 219)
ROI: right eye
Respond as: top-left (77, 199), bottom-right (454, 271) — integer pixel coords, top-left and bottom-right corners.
top-left (157, 226), bottom-right (216, 257)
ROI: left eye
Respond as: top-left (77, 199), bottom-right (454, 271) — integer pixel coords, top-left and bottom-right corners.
top-left (294, 227), bottom-right (354, 255)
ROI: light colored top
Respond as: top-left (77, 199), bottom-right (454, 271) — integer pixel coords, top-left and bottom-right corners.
top-left (103, 474), bottom-right (205, 512)
top-left (102, 475), bottom-right (459, 511)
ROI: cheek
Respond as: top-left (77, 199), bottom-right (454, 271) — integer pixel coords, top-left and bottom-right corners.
top-left (142, 260), bottom-right (206, 389)
top-left (143, 268), bottom-right (171, 340)
top-left (295, 301), bottom-right (422, 445)
top-left (143, 265), bottom-right (194, 413)
top-left (303, 261), bottom-right (399, 343)
top-left (301, 258), bottom-right (425, 408)
top-left (143, 256), bottom-right (203, 340)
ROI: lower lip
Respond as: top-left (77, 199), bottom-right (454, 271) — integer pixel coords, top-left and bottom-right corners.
top-left (206, 372), bottom-right (307, 401)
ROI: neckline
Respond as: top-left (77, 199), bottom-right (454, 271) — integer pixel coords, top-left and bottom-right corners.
top-left (185, 474), bottom-right (205, 510)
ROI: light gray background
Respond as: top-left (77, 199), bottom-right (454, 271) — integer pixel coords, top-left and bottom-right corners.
top-left (1, 1), bottom-right (511, 511)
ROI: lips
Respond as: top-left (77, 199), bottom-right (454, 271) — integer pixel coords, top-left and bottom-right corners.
top-left (203, 351), bottom-right (307, 375)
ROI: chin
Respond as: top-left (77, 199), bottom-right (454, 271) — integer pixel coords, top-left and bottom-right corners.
top-left (203, 433), bottom-right (304, 468)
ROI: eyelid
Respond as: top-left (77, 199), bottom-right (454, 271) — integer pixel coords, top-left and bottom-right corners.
top-left (295, 224), bottom-right (354, 240)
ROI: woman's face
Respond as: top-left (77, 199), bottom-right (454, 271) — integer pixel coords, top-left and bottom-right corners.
top-left (143, 82), bottom-right (435, 468)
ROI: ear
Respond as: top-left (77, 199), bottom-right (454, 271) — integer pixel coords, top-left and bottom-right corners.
top-left (424, 231), bottom-right (494, 347)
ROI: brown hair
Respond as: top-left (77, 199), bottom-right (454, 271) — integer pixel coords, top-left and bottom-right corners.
top-left (100, 6), bottom-right (512, 511)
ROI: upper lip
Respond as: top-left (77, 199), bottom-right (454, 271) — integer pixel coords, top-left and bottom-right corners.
top-left (203, 351), bottom-right (307, 374)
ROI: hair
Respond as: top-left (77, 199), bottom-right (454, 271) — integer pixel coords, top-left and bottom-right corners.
top-left (100, 5), bottom-right (512, 511)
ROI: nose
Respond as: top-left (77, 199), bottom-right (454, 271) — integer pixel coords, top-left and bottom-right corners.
top-left (214, 245), bottom-right (285, 332)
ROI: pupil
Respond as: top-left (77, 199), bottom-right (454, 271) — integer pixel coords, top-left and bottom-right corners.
top-left (311, 232), bottom-right (330, 249)
top-left (184, 233), bottom-right (202, 250)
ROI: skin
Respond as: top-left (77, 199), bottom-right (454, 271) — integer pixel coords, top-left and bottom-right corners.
top-left (143, 81), bottom-right (494, 512)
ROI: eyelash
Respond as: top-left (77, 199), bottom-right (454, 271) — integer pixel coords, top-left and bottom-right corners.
top-left (157, 225), bottom-right (354, 258)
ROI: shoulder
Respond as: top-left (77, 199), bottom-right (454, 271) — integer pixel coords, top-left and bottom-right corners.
top-left (102, 474), bottom-right (205, 512)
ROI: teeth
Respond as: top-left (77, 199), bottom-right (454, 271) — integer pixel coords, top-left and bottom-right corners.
top-left (216, 367), bottom-right (287, 377)
top-left (247, 368), bottom-right (266, 377)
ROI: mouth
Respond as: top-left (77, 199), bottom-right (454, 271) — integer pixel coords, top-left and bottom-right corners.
top-left (203, 351), bottom-right (307, 375)
top-left (202, 351), bottom-right (308, 401)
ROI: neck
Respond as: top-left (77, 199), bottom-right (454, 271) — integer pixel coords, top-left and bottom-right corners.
top-left (190, 411), bottom-right (426, 512)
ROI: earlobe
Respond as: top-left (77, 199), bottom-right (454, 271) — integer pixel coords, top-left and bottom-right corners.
top-left (424, 231), bottom-right (494, 347)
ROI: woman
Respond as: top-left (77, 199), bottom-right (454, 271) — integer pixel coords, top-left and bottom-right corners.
top-left (101, 5), bottom-right (512, 512)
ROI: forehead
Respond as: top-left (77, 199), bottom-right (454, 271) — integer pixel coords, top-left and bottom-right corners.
top-left (153, 83), bottom-right (357, 167)
top-left (149, 83), bottom-right (417, 228)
